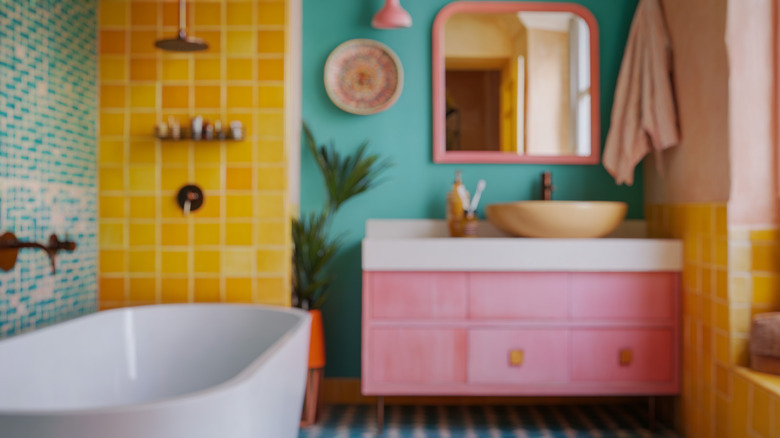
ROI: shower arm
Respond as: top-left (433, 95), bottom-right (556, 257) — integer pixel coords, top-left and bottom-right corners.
top-left (179, 0), bottom-right (186, 38)
top-left (0, 232), bottom-right (77, 275)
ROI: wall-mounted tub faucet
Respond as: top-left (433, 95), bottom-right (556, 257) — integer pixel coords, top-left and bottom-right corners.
top-left (0, 232), bottom-right (77, 274)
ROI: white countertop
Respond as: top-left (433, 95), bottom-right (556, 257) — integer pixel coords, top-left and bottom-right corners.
top-left (362, 220), bottom-right (683, 272)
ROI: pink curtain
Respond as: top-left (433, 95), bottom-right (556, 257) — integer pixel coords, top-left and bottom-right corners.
top-left (726, 0), bottom-right (780, 225)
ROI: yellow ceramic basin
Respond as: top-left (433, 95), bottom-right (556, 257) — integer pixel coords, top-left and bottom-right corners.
top-left (485, 201), bottom-right (628, 238)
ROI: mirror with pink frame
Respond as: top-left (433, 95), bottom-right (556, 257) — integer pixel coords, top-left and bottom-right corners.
top-left (432, 2), bottom-right (600, 164)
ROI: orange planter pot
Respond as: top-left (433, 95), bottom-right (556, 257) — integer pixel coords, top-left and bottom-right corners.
top-left (302, 309), bottom-right (325, 426)
top-left (308, 309), bottom-right (326, 369)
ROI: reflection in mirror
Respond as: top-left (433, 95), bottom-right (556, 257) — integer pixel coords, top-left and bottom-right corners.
top-left (445, 12), bottom-right (590, 155)
top-left (433, 3), bottom-right (599, 164)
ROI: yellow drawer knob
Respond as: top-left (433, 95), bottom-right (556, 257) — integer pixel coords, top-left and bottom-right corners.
top-left (509, 349), bottom-right (524, 367)
top-left (619, 348), bottom-right (633, 366)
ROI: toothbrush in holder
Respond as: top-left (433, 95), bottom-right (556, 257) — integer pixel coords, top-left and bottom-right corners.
top-left (461, 180), bottom-right (485, 238)
top-left (456, 184), bottom-right (471, 212)
top-left (468, 180), bottom-right (487, 215)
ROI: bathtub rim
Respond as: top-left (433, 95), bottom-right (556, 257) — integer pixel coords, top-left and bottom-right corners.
top-left (0, 303), bottom-right (311, 416)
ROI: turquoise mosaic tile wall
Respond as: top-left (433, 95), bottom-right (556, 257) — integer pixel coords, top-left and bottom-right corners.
top-left (0, 0), bottom-right (98, 337)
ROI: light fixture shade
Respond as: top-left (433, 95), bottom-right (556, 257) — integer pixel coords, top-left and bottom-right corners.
top-left (372, 0), bottom-right (412, 29)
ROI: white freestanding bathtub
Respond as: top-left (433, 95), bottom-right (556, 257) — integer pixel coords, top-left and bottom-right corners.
top-left (0, 304), bottom-right (311, 438)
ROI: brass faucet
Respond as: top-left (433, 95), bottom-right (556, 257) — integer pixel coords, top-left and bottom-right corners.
top-left (0, 232), bottom-right (77, 274)
top-left (541, 171), bottom-right (555, 201)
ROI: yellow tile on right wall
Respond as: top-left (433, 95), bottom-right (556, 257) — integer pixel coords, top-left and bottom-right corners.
top-left (648, 203), bottom-right (780, 437)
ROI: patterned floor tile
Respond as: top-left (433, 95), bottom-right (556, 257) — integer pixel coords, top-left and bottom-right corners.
top-left (300, 404), bottom-right (679, 437)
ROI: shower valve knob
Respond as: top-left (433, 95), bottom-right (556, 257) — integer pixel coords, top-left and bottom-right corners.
top-left (177, 184), bottom-right (204, 214)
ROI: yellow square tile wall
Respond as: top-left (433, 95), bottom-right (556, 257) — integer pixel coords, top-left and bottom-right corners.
top-left (647, 204), bottom-right (728, 438)
top-left (731, 368), bottom-right (780, 438)
top-left (98, 0), bottom-right (290, 309)
top-left (729, 228), bottom-right (780, 438)
top-left (648, 204), bottom-right (780, 438)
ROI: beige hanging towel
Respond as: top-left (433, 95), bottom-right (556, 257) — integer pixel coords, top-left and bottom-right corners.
top-left (602, 0), bottom-right (679, 186)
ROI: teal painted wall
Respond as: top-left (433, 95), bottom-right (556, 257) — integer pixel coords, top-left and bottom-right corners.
top-left (302, 0), bottom-right (641, 377)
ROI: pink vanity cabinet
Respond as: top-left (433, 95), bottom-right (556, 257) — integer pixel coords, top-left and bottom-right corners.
top-left (361, 270), bottom-right (680, 397)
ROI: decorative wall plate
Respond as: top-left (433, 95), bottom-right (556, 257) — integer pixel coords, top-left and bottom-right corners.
top-left (324, 39), bottom-right (403, 115)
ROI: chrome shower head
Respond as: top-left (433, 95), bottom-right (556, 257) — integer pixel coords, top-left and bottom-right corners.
top-left (155, 0), bottom-right (208, 52)
top-left (155, 31), bottom-right (208, 52)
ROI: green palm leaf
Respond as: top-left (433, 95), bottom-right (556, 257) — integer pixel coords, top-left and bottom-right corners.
top-left (292, 123), bottom-right (392, 310)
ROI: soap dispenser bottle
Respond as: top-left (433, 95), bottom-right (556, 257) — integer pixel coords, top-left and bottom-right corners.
top-left (447, 170), bottom-right (470, 237)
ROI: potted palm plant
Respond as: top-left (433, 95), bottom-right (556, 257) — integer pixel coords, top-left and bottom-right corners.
top-left (294, 123), bottom-right (391, 425)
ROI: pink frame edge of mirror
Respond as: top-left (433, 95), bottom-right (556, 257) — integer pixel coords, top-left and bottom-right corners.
top-left (432, 1), bottom-right (601, 165)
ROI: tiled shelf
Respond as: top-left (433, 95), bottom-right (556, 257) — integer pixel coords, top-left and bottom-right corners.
top-left (736, 366), bottom-right (780, 396)
top-left (157, 138), bottom-right (243, 142)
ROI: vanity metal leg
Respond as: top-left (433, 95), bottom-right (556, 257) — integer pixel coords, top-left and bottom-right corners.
top-left (377, 396), bottom-right (385, 434)
top-left (648, 396), bottom-right (656, 431)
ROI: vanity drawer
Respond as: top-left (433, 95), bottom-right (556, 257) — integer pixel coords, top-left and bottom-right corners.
top-left (468, 329), bottom-right (569, 384)
top-left (570, 273), bottom-right (676, 320)
top-left (571, 329), bottom-right (674, 382)
top-left (369, 272), bottom-right (468, 320)
top-left (469, 272), bottom-right (568, 319)
top-left (369, 328), bottom-right (467, 384)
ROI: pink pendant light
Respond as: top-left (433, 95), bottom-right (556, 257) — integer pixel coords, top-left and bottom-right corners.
top-left (372, 0), bottom-right (412, 29)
